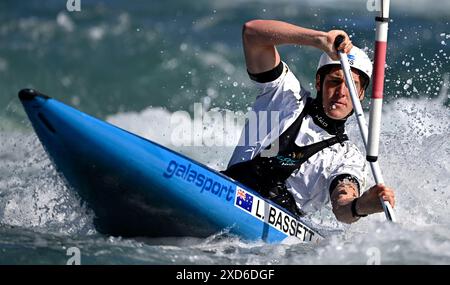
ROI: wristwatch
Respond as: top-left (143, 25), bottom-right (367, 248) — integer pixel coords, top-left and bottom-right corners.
top-left (351, 198), bottom-right (368, 217)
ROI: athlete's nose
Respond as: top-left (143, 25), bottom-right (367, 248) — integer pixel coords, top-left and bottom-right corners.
top-left (336, 82), bottom-right (348, 97)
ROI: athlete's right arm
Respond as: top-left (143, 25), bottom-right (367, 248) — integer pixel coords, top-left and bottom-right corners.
top-left (242, 20), bottom-right (353, 74)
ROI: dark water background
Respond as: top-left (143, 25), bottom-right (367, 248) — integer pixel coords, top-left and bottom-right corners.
top-left (0, 0), bottom-right (449, 264)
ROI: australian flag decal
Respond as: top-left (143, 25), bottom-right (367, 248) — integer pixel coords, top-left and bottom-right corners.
top-left (235, 187), bottom-right (253, 212)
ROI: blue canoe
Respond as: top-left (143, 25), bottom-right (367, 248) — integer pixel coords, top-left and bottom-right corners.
top-left (19, 89), bottom-right (323, 243)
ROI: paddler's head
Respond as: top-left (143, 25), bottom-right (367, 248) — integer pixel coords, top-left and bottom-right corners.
top-left (315, 46), bottom-right (372, 120)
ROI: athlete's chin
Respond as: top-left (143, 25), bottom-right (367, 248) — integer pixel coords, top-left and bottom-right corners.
top-left (325, 109), bottom-right (350, 120)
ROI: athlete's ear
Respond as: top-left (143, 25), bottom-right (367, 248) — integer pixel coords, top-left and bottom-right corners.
top-left (315, 74), bottom-right (321, 91)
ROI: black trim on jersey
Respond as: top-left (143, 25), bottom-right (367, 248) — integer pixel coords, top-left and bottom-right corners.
top-left (224, 98), bottom-right (350, 218)
top-left (307, 98), bottom-right (347, 135)
top-left (248, 61), bottom-right (284, 83)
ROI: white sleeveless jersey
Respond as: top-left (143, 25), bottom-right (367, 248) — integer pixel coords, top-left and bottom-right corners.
top-left (228, 62), bottom-right (367, 213)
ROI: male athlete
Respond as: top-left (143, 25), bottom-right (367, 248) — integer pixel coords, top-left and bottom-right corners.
top-left (224, 20), bottom-right (395, 223)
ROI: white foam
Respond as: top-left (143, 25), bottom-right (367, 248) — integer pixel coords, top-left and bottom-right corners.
top-left (56, 12), bottom-right (75, 32)
top-left (1, 92), bottom-right (449, 263)
top-left (106, 106), bottom-right (245, 170)
top-left (0, 132), bottom-right (95, 235)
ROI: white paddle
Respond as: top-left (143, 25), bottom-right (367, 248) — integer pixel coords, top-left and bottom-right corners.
top-left (334, 35), bottom-right (396, 222)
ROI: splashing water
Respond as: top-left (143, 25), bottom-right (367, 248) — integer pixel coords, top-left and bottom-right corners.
top-left (0, 0), bottom-right (449, 264)
top-left (2, 90), bottom-right (448, 264)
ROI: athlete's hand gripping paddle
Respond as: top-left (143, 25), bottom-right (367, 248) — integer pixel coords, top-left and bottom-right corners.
top-left (333, 35), bottom-right (396, 222)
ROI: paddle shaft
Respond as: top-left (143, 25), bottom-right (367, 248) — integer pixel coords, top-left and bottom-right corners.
top-left (334, 36), bottom-right (396, 222)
